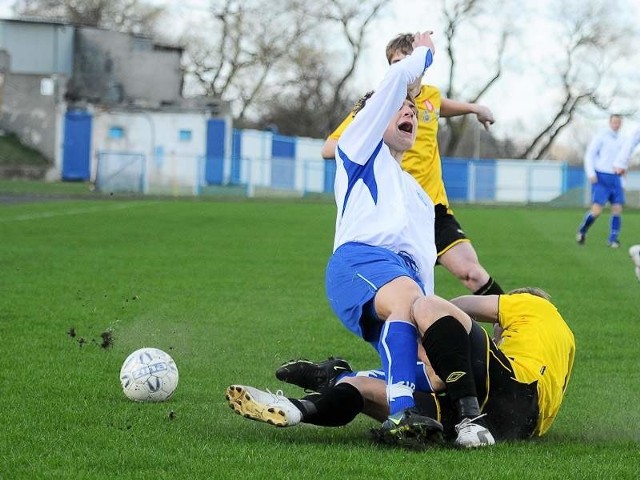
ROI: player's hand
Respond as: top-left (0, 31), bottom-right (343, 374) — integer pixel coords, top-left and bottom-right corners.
top-left (413, 31), bottom-right (435, 56)
top-left (475, 105), bottom-right (495, 131)
top-left (614, 167), bottom-right (626, 176)
top-left (492, 322), bottom-right (503, 345)
top-left (589, 175), bottom-right (597, 184)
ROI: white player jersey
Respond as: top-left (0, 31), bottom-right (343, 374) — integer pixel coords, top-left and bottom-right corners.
top-left (584, 128), bottom-right (625, 177)
top-left (332, 46), bottom-right (437, 292)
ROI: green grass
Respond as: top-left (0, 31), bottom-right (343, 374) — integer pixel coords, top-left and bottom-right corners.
top-left (1, 196), bottom-right (639, 479)
top-left (0, 179), bottom-right (95, 195)
top-left (0, 133), bottom-right (49, 166)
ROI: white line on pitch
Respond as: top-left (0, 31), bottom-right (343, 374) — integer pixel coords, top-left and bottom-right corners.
top-left (0, 202), bottom-right (157, 222)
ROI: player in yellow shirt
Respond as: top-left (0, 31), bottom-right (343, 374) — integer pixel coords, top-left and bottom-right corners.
top-left (321, 33), bottom-right (503, 296)
top-left (227, 287), bottom-right (575, 448)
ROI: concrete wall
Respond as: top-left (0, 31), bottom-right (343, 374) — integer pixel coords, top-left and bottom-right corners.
top-left (92, 109), bottom-right (216, 193)
top-left (0, 20), bottom-right (73, 75)
top-left (71, 28), bottom-right (182, 105)
top-left (0, 72), bottom-right (60, 161)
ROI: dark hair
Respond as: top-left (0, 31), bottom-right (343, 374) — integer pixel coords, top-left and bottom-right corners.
top-left (351, 90), bottom-right (416, 118)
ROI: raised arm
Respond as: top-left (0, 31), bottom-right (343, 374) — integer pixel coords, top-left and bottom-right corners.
top-left (440, 98), bottom-right (495, 131)
top-left (338, 33), bottom-right (434, 164)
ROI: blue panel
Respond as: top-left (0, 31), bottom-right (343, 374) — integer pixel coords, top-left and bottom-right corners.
top-left (441, 157), bottom-right (469, 201)
top-left (62, 110), bottom-right (92, 181)
top-left (324, 159), bottom-right (336, 193)
top-left (474, 159), bottom-right (497, 201)
top-left (565, 165), bottom-right (584, 190)
top-left (271, 134), bottom-right (296, 189)
top-left (205, 119), bottom-right (226, 184)
top-left (230, 129), bottom-right (242, 184)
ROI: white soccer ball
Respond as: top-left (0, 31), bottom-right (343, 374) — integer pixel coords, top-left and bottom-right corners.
top-left (120, 347), bottom-right (179, 402)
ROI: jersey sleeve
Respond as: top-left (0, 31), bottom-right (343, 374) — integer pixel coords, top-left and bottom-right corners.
top-left (583, 132), bottom-right (603, 178)
top-left (615, 127), bottom-right (640, 170)
top-left (337, 46), bottom-right (433, 166)
top-left (328, 114), bottom-right (353, 141)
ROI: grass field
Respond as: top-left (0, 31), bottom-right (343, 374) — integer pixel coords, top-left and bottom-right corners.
top-left (1, 191), bottom-right (639, 479)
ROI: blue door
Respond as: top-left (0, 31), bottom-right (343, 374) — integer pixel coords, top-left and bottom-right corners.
top-left (205, 119), bottom-right (226, 184)
top-left (62, 110), bottom-right (92, 181)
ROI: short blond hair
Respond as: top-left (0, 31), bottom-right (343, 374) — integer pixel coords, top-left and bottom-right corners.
top-left (385, 33), bottom-right (414, 64)
top-left (507, 287), bottom-right (551, 301)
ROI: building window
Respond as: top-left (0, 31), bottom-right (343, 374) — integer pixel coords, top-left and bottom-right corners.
top-left (109, 126), bottom-right (125, 139)
top-left (179, 129), bottom-right (192, 142)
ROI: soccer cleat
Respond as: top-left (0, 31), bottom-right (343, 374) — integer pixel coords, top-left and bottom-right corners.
top-left (370, 408), bottom-right (444, 450)
top-left (454, 414), bottom-right (495, 448)
top-left (275, 357), bottom-right (352, 391)
top-left (608, 241), bottom-right (620, 249)
top-left (225, 385), bottom-right (302, 427)
top-left (576, 232), bottom-right (585, 245)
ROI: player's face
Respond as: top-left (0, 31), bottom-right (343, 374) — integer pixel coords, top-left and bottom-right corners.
top-left (383, 99), bottom-right (418, 156)
top-left (610, 116), bottom-right (622, 132)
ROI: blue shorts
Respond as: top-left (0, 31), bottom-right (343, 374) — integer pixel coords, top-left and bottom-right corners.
top-left (592, 172), bottom-right (625, 206)
top-left (325, 242), bottom-right (424, 343)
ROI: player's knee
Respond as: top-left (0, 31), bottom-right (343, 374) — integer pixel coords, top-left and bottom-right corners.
top-left (411, 295), bottom-right (452, 330)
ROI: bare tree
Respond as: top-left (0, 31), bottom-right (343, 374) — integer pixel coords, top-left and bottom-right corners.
top-left (182, 0), bottom-right (390, 135)
top-left (519, 0), bottom-right (637, 159)
top-left (13, 0), bottom-right (164, 35)
top-left (182, 0), bottom-right (316, 122)
top-left (437, 0), bottom-right (511, 156)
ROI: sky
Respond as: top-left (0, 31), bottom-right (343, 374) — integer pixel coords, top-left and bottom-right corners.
top-left (1, 0), bottom-right (639, 157)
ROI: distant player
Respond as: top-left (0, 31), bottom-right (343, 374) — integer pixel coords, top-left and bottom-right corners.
top-left (321, 33), bottom-right (503, 296)
top-left (576, 114), bottom-right (630, 248)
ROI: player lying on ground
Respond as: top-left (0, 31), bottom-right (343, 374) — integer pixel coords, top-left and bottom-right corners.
top-left (226, 289), bottom-right (575, 449)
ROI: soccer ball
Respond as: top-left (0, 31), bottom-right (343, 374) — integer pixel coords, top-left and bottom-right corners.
top-left (629, 245), bottom-right (640, 281)
top-left (120, 347), bottom-right (179, 402)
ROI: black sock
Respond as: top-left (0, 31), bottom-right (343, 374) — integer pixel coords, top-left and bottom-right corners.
top-left (474, 277), bottom-right (504, 295)
top-left (291, 383), bottom-right (364, 427)
top-left (422, 315), bottom-right (477, 402)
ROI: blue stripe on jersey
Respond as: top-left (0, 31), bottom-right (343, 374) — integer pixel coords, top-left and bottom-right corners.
top-left (424, 48), bottom-right (434, 71)
top-left (337, 140), bottom-right (383, 216)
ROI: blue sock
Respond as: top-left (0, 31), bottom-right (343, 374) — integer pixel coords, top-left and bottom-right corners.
top-left (377, 320), bottom-right (417, 415)
top-left (578, 212), bottom-right (596, 234)
top-left (352, 362), bottom-right (434, 393)
top-left (609, 215), bottom-right (621, 242)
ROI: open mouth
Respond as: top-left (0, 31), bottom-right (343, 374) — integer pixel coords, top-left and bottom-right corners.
top-left (398, 121), bottom-right (414, 134)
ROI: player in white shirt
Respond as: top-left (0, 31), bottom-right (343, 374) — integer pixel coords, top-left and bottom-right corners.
top-left (324, 31), bottom-right (443, 442)
top-left (576, 114), bottom-right (627, 248)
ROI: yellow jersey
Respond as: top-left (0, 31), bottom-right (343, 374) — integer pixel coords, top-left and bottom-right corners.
top-left (498, 293), bottom-right (576, 436)
top-left (329, 84), bottom-right (450, 209)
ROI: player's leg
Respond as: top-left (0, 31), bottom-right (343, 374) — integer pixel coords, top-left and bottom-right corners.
top-left (577, 176), bottom-right (606, 244)
top-left (325, 243), bottom-right (438, 432)
top-left (438, 242), bottom-right (504, 295)
top-left (434, 205), bottom-right (503, 294)
top-left (412, 294), bottom-right (495, 448)
top-left (226, 383), bottom-right (364, 428)
top-left (372, 276), bottom-right (423, 415)
top-left (608, 176), bottom-right (624, 247)
top-left (609, 203), bottom-right (623, 247)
